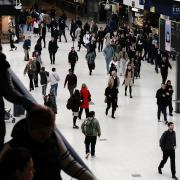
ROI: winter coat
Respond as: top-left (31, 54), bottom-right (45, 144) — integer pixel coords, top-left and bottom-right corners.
top-left (103, 46), bottom-right (114, 61)
top-left (81, 117), bottom-right (101, 137)
top-left (23, 39), bottom-right (31, 50)
top-left (80, 88), bottom-right (91, 109)
top-left (40, 70), bottom-right (49, 85)
top-left (159, 60), bottom-right (172, 73)
top-left (156, 88), bottom-right (168, 106)
top-left (105, 87), bottom-right (118, 104)
top-left (71, 94), bottom-right (81, 112)
top-left (68, 51), bottom-right (78, 64)
top-left (124, 70), bottom-right (133, 86)
top-left (48, 40), bottom-right (58, 53)
top-left (64, 74), bottom-right (77, 88)
top-left (86, 51), bottom-right (96, 65)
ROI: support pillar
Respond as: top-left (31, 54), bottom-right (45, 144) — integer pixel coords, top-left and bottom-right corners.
top-left (175, 53), bottom-right (180, 113)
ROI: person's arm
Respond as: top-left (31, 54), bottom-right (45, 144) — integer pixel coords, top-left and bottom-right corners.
top-left (2, 70), bottom-right (34, 110)
top-left (68, 52), bottom-right (71, 63)
top-left (76, 52), bottom-right (78, 61)
top-left (168, 61), bottom-right (172, 69)
top-left (160, 131), bottom-right (167, 151)
top-left (55, 131), bottom-right (96, 180)
top-left (75, 75), bottom-right (77, 87)
top-left (96, 120), bottom-right (101, 137)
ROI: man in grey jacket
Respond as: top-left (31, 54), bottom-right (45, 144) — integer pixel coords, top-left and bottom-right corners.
top-left (103, 44), bottom-right (114, 74)
top-left (81, 111), bottom-right (101, 159)
top-left (158, 122), bottom-right (178, 180)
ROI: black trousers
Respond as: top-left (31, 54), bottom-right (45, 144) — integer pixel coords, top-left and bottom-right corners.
top-left (159, 150), bottom-right (176, 176)
top-left (42, 36), bottom-right (46, 48)
top-left (49, 52), bottom-right (56, 64)
top-left (106, 98), bottom-right (117, 116)
top-left (79, 108), bottom-right (89, 119)
top-left (161, 71), bottom-right (168, 84)
top-left (70, 30), bottom-right (75, 41)
top-left (157, 104), bottom-right (167, 121)
top-left (168, 100), bottom-right (173, 114)
top-left (28, 73), bottom-right (34, 91)
top-left (34, 72), bottom-right (39, 87)
top-left (59, 30), bottom-right (67, 42)
top-left (98, 40), bottom-right (104, 52)
top-left (70, 62), bottom-right (76, 73)
top-left (85, 136), bottom-right (97, 156)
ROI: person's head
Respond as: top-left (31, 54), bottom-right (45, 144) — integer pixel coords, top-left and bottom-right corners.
top-left (88, 111), bottom-right (95, 118)
top-left (161, 83), bottom-right (166, 89)
top-left (71, 47), bottom-right (75, 51)
top-left (52, 67), bottom-right (56, 72)
top-left (81, 83), bottom-right (87, 89)
top-left (27, 105), bottom-right (55, 143)
top-left (166, 80), bottom-right (171, 86)
top-left (51, 36), bottom-right (54, 41)
top-left (74, 89), bottom-right (80, 96)
top-left (127, 64), bottom-right (132, 70)
top-left (0, 148), bottom-right (34, 180)
top-left (41, 67), bottom-right (45, 72)
top-left (167, 122), bottom-right (174, 131)
top-left (112, 56), bottom-right (117, 62)
top-left (100, 27), bottom-right (103, 30)
top-left (68, 69), bottom-right (73, 75)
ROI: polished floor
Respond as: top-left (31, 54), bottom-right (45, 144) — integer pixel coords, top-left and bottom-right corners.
top-left (2, 27), bottom-right (180, 180)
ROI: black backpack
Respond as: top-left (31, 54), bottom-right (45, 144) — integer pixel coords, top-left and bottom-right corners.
top-left (66, 96), bottom-right (74, 110)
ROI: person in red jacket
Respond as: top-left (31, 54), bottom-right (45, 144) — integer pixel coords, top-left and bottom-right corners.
top-left (78, 83), bottom-right (91, 119)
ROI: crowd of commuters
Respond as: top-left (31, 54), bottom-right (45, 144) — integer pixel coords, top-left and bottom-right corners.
top-left (0, 4), bottom-right (178, 180)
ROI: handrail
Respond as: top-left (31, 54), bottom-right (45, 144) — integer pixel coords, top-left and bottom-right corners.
top-left (9, 69), bottom-right (93, 174)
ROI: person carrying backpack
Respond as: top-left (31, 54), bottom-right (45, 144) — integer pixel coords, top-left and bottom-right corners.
top-left (81, 111), bottom-right (101, 159)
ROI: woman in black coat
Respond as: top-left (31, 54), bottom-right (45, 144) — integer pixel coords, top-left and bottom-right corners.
top-left (71, 90), bottom-right (81, 128)
top-left (105, 82), bottom-right (118, 119)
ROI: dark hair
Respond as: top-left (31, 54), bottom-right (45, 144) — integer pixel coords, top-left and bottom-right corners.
top-left (88, 111), bottom-right (95, 117)
top-left (41, 67), bottom-right (45, 71)
top-left (166, 80), bottom-right (171, 84)
top-left (168, 122), bottom-right (174, 126)
top-left (0, 148), bottom-right (32, 180)
top-left (74, 89), bottom-right (80, 96)
top-left (52, 68), bottom-right (56, 72)
top-left (27, 105), bottom-right (55, 130)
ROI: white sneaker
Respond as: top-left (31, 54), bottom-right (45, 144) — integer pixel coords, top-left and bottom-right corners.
top-left (85, 153), bottom-right (90, 159)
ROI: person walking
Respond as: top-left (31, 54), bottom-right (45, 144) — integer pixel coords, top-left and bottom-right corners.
top-left (159, 54), bottom-right (172, 84)
top-left (64, 69), bottom-right (77, 96)
top-left (158, 122), bottom-right (178, 180)
top-left (78, 83), bottom-right (91, 119)
top-left (123, 64), bottom-right (133, 98)
top-left (39, 67), bottom-right (49, 96)
top-left (23, 36), bottom-right (31, 61)
top-left (166, 80), bottom-right (174, 116)
top-left (69, 19), bottom-right (77, 41)
top-left (48, 37), bottom-right (58, 64)
top-left (86, 49), bottom-right (96, 76)
top-left (67, 90), bottom-right (81, 129)
top-left (119, 48), bottom-right (128, 76)
top-left (81, 111), bottom-right (101, 159)
top-left (105, 81), bottom-right (118, 118)
top-left (49, 68), bottom-right (60, 96)
top-left (41, 22), bottom-right (47, 48)
top-left (58, 17), bottom-right (67, 42)
top-left (103, 44), bottom-right (114, 74)
top-left (68, 47), bottom-right (78, 73)
top-left (156, 83), bottom-right (168, 123)
top-left (8, 29), bottom-right (17, 51)
top-left (97, 27), bottom-right (105, 52)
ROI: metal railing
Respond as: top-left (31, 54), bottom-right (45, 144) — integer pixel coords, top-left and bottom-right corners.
top-left (9, 69), bottom-right (94, 176)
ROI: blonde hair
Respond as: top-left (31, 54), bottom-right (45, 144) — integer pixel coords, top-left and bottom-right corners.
top-left (81, 83), bottom-right (87, 89)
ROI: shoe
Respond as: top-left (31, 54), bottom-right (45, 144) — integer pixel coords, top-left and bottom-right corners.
top-left (15, 47), bottom-right (17, 50)
top-left (10, 49), bottom-right (13, 51)
top-left (165, 121), bottom-right (168, 125)
top-left (172, 176), bottom-right (178, 180)
top-left (85, 153), bottom-right (90, 159)
top-left (130, 95), bottom-right (133, 98)
top-left (111, 115), bottom-right (115, 119)
top-left (158, 167), bottom-right (162, 174)
top-left (91, 155), bottom-right (96, 158)
top-left (73, 125), bottom-right (79, 129)
top-left (170, 114), bottom-right (173, 116)
top-left (125, 92), bottom-right (127, 96)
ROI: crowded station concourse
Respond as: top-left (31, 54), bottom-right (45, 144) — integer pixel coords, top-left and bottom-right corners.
top-left (0, 1), bottom-right (180, 180)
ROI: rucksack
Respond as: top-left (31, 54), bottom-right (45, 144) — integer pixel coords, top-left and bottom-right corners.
top-left (66, 97), bottom-right (74, 110)
top-left (84, 119), bottom-right (94, 136)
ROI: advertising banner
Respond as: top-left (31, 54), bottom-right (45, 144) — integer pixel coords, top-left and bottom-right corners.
top-left (165, 19), bottom-right (171, 52)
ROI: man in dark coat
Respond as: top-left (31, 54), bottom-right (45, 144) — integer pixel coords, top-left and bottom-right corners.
top-left (68, 47), bottom-right (78, 73)
top-left (0, 44), bottom-right (34, 151)
top-left (158, 122), bottom-right (178, 180)
top-left (48, 37), bottom-right (58, 64)
top-left (64, 69), bottom-right (77, 96)
top-left (156, 83), bottom-right (168, 123)
top-left (58, 17), bottom-right (67, 42)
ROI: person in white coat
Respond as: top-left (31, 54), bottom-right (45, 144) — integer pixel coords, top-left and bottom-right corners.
top-left (119, 48), bottom-right (128, 76)
top-left (49, 67), bottom-right (60, 96)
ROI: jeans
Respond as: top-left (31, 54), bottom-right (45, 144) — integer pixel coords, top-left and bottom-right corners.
top-left (85, 136), bottom-right (97, 156)
top-left (42, 84), bottom-right (47, 96)
top-left (157, 104), bottom-right (167, 121)
top-left (158, 150), bottom-right (176, 176)
top-left (51, 83), bottom-right (58, 96)
top-left (24, 49), bottom-right (29, 61)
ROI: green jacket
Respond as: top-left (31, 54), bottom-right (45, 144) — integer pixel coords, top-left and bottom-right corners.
top-left (81, 117), bottom-right (101, 137)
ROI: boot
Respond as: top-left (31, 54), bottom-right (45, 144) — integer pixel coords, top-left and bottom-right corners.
top-left (111, 110), bottom-right (115, 119)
